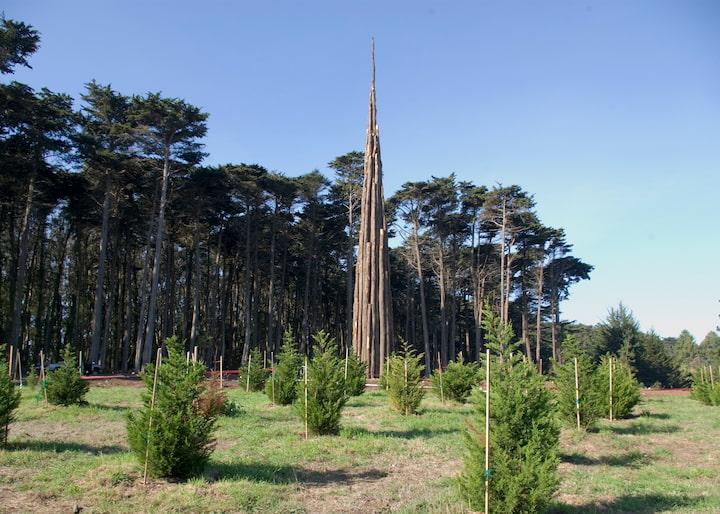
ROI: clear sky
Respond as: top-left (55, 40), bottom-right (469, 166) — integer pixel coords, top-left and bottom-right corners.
top-left (5, 0), bottom-right (720, 341)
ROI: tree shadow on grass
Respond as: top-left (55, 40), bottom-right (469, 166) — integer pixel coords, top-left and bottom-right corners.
top-left (607, 423), bottom-right (680, 435)
top-left (560, 450), bottom-right (653, 468)
top-left (342, 426), bottom-right (460, 439)
top-left (205, 461), bottom-right (387, 485)
top-left (7, 439), bottom-right (126, 455)
top-left (86, 403), bottom-right (132, 413)
top-left (549, 494), bottom-right (703, 513)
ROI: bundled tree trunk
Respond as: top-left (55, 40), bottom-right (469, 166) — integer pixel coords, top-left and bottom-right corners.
top-left (352, 44), bottom-right (393, 378)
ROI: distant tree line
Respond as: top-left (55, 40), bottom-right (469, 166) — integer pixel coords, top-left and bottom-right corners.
top-left (1, 17), bottom-right (596, 372)
top-left (567, 303), bottom-right (720, 387)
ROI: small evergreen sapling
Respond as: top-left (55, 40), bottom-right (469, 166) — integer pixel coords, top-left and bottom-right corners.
top-left (344, 349), bottom-right (367, 397)
top-left (241, 348), bottom-right (269, 392)
top-left (127, 337), bottom-right (217, 479)
top-left (386, 340), bottom-right (425, 415)
top-left (430, 353), bottom-right (480, 403)
top-left (0, 345), bottom-right (21, 447)
top-left (45, 345), bottom-right (89, 406)
top-left (459, 309), bottom-right (560, 514)
top-left (552, 336), bottom-right (602, 429)
top-left (594, 354), bottom-right (641, 419)
top-left (295, 330), bottom-right (348, 435)
top-left (266, 329), bottom-right (302, 405)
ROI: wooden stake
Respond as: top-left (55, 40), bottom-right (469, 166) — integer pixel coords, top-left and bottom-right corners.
top-left (143, 348), bottom-right (162, 485)
top-left (264, 350), bottom-right (267, 369)
top-left (437, 352), bottom-right (445, 404)
top-left (270, 352), bottom-right (275, 404)
top-left (79, 351), bottom-right (83, 375)
top-left (574, 357), bottom-right (581, 430)
top-left (16, 348), bottom-right (23, 389)
top-left (40, 351), bottom-right (48, 404)
top-left (609, 357), bottom-right (613, 421)
top-left (193, 346), bottom-right (198, 363)
top-left (484, 349), bottom-right (490, 514)
top-left (186, 351), bottom-right (190, 365)
top-left (344, 347), bottom-right (349, 381)
top-left (710, 366), bottom-right (715, 387)
top-left (8, 347), bottom-right (13, 379)
top-left (246, 352), bottom-right (252, 392)
top-left (304, 356), bottom-right (309, 440)
top-left (219, 355), bottom-right (223, 389)
top-left (404, 357), bottom-right (409, 415)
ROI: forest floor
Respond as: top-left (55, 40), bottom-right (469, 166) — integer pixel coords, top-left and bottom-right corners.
top-left (1, 385), bottom-right (718, 513)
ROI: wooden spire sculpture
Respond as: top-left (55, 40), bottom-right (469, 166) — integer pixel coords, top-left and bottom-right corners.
top-left (352, 41), bottom-right (393, 378)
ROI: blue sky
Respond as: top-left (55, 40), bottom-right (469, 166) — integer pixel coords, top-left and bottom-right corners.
top-left (6, 1), bottom-right (720, 341)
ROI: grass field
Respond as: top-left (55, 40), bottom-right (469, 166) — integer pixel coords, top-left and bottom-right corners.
top-left (1, 384), bottom-right (718, 513)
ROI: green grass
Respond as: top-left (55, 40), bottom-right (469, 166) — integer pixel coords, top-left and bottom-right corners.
top-left (1, 386), bottom-right (718, 513)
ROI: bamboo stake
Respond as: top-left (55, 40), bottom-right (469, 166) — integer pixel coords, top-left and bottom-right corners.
top-left (710, 366), bottom-right (715, 387)
top-left (186, 351), bottom-right (190, 365)
top-left (193, 346), bottom-right (198, 363)
top-left (246, 352), bottom-right (252, 392)
top-left (270, 352), bottom-right (275, 405)
top-left (8, 347), bottom-right (13, 379)
top-left (700, 367), bottom-right (705, 384)
top-left (79, 351), bottom-right (83, 375)
top-left (484, 349), bottom-right (490, 514)
top-left (219, 355), bottom-right (223, 389)
top-left (609, 356), bottom-right (614, 421)
top-left (143, 348), bottom-right (162, 485)
top-left (264, 350), bottom-right (267, 370)
top-left (574, 357), bottom-right (581, 430)
top-left (437, 352), bottom-right (445, 404)
top-left (304, 356), bottom-right (309, 440)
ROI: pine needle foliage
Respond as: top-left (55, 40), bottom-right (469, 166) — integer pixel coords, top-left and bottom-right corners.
top-left (344, 349), bottom-right (367, 397)
top-left (594, 354), bottom-right (641, 419)
top-left (459, 309), bottom-right (560, 514)
top-left (552, 353), bottom-right (602, 429)
top-left (430, 353), bottom-right (481, 403)
top-left (126, 337), bottom-right (217, 479)
top-left (0, 345), bottom-right (21, 447)
top-left (690, 369), bottom-right (720, 406)
top-left (266, 329), bottom-right (302, 405)
top-left (241, 348), bottom-right (269, 392)
top-left (385, 339), bottom-right (425, 415)
top-left (296, 330), bottom-right (349, 435)
top-left (45, 345), bottom-right (89, 406)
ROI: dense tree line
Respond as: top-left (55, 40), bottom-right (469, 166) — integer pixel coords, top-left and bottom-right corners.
top-left (1, 17), bottom-right (592, 373)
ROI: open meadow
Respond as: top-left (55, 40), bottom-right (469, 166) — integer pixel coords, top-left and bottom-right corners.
top-left (1, 384), bottom-right (718, 514)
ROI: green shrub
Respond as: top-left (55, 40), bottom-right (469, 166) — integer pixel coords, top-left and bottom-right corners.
top-left (459, 309), bottom-right (560, 514)
top-left (386, 340), bottom-right (425, 415)
top-left (266, 329), bottom-right (301, 405)
top-left (240, 348), bottom-right (269, 392)
top-left (430, 353), bottom-right (480, 403)
top-left (296, 330), bottom-right (348, 435)
top-left (45, 345), bottom-right (89, 406)
top-left (594, 354), bottom-right (641, 419)
top-left (344, 349), bottom-right (367, 397)
top-left (552, 354), bottom-right (602, 429)
top-left (127, 337), bottom-right (217, 479)
top-left (691, 368), bottom-right (720, 406)
top-left (0, 345), bottom-right (21, 447)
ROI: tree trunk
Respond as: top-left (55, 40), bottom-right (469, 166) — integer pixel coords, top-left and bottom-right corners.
top-left (9, 175), bottom-right (35, 355)
top-left (141, 147), bottom-right (171, 367)
top-left (411, 222), bottom-right (431, 376)
top-left (90, 175), bottom-right (112, 365)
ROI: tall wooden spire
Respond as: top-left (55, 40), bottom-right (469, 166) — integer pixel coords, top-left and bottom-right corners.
top-left (352, 40), bottom-right (393, 377)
